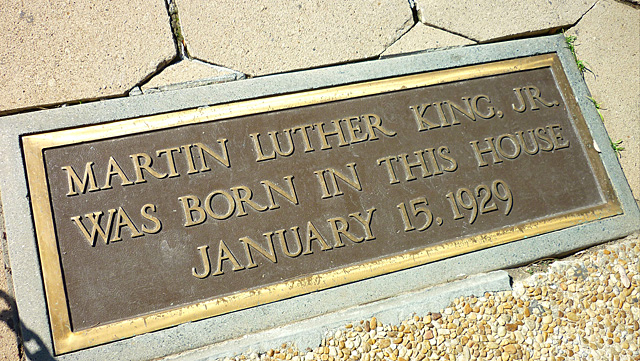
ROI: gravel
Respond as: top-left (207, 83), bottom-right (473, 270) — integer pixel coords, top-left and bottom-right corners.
top-left (219, 233), bottom-right (640, 361)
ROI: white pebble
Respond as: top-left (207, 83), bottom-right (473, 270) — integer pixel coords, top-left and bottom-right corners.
top-left (617, 264), bottom-right (631, 288)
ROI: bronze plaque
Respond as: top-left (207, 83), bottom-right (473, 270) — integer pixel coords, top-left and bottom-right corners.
top-left (22, 54), bottom-right (620, 354)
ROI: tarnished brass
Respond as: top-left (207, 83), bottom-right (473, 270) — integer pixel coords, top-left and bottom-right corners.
top-left (22, 54), bottom-right (621, 354)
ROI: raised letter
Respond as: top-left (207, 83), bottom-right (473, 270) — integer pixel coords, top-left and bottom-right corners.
top-left (314, 170), bottom-right (332, 199)
top-left (328, 163), bottom-right (361, 194)
top-left (438, 146), bottom-right (458, 172)
top-left (131, 153), bottom-right (167, 183)
top-left (181, 144), bottom-right (199, 174)
top-left (409, 104), bottom-right (439, 131)
top-left (178, 195), bottom-right (207, 227)
top-left (515, 130), bottom-right (540, 155)
top-left (302, 221), bottom-right (333, 255)
top-left (525, 86), bottom-right (558, 110)
top-left (363, 114), bottom-right (396, 139)
top-left (315, 120), bottom-right (348, 150)
top-left (472, 95), bottom-right (495, 119)
top-left (71, 209), bottom-right (116, 246)
top-left (192, 245), bottom-right (211, 279)
top-left (398, 151), bottom-right (431, 181)
top-left (291, 124), bottom-right (316, 152)
top-left (140, 204), bottom-right (162, 234)
top-left (156, 147), bottom-right (182, 177)
top-left (446, 98), bottom-right (476, 123)
top-left (470, 138), bottom-right (503, 167)
top-left (249, 133), bottom-right (276, 162)
top-left (423, 148), bottom-right (443, 175)
top-left (511, 88), bottom-right (527, 113)
top-left (212, 240), bottom-right (245, 276)
top-left (194, 140), bottom-right (230, 170)
top-left (261, 176), bottom-right (298, 210)
top-left (344, 116), bottom-right (368, 144)
top-left (102, 157), bottom-right (134, 190)
top-left (547, 125), bottom-right (570, 150)
top-left (231, 186), bottom-right (268, 216)
top-left (328, 217), bottom-right (364, 248)
top-left (204, 190), bottom-right (236, 220)
top-left (268, 229), bottom-right (303, 258)
top-left (350, 208), bottom-right (376, 241)
top-left (111, 207), bottom-right (144, 242)
top-left (268, 130), bottom-right (295, 157)
top-left (433, 102), bottom-right (455, 127)
top-left (376, 156), bottom-right (400, 184)
top-left (535, 127), bottom-right (555, 151)
top-left (240, 236), bottom-right (277, 268)
top-left (496, 134), bottom-right (521, 160)
top-left (62, 162), bottom-right (99, 196)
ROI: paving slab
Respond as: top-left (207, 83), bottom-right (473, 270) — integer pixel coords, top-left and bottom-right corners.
top-left (381, 23), bottom-right (476, 57)
top-left (175, 0), bottom-right (413, 76)
top-left (568, 0), bottom-right (640, 201)
top-left (0, 0), bottom-right (176, 114)
top-left (414, 0), bottom-right (596, 42)
top-left (141, 60), bottom-right (244, 94)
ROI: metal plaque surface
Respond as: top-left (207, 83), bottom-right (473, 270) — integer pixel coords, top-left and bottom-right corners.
top-left (22, 54), bottom-right (621, 354)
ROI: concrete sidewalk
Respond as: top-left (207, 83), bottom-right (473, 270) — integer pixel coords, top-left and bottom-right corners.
top-left (0, 0), bottom-right (638, 359)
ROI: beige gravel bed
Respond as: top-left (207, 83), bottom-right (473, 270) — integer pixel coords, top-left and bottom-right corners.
top-left (220, 233), bottom-right (640, 361)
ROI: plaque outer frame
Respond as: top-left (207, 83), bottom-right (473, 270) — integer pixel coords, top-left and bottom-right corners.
top-left (20, 54), bottom-right (623, 354)
top-left (1, 35), bottom-right (639, 360)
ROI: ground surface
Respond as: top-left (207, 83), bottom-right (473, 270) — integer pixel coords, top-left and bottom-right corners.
top-left (0, 0), bottom-right (638, 360)
top-left (220, 233), bottom-right (640, 361)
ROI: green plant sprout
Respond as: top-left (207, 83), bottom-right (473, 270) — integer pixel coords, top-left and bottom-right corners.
top-left (587, 96), bottom-right (605, 122)
top-left (586, 97), bottom-right (625, 157)
top-left (563, 30), bottom-right (591, 75)
top-left (524, 258), bottom-right (555, 275)
top-left (610, 138), bottom-right (625, 158)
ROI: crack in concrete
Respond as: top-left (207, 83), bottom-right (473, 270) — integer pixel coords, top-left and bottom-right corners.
top-left (130, 0), bottom-right (189, 93)
top-left (379, 1), bottom-right (482, 57)
top-left (413, 2), bottom-right (606, 45)
top-left (410, 1), bottom-right (478, 41)
top-left (570, 0), bottom-right (600, 28)
top-left (417, 21), bottom-right (479, 43)
top-left (377, 1), bottom-right (418, 57)
top-left (407, 0), bottom-right (418, 22)
top-left (391, 17), bottom-right (418, 46)
top-left (379, 22), bottom-right (416, 57)
top-left (129, 0), bottom-right (610, 96)
top-left (166, 0), bottom-right (189, 59)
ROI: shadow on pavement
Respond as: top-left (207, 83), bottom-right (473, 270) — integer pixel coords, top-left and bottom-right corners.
top-left (1, 289), bottom-right (54, 361)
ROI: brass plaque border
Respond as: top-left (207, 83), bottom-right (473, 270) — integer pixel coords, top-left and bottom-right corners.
top-left (22, 54), bottom-right (621, 354)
